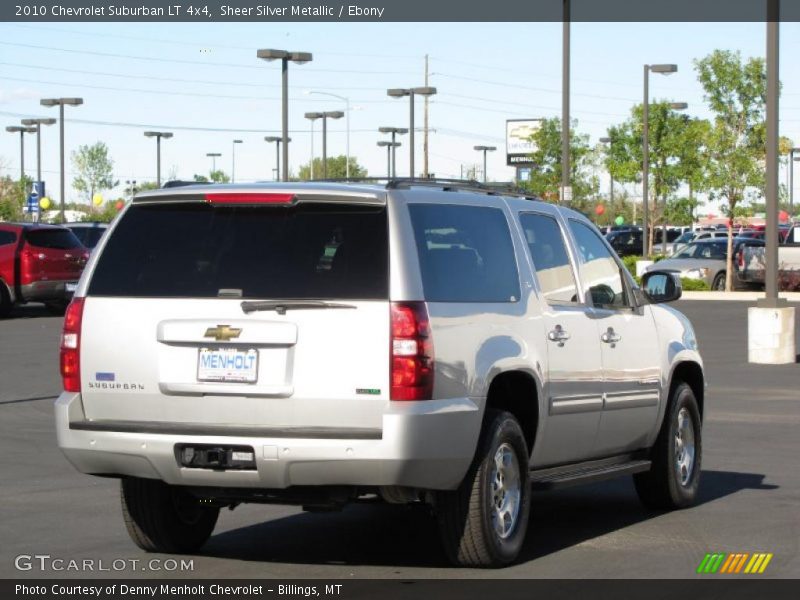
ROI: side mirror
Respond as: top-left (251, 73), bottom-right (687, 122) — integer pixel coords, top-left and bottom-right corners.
top-left (641, 270), bottom-right (682, 304)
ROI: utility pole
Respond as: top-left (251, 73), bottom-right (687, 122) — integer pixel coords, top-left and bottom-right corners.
top-left (561, 0), bottom-right (570, 205)
top-left (423, 54), bottom-right (430, 178)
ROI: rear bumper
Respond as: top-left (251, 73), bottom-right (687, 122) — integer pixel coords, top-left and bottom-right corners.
top-left (55, 392), bottom-right (482, 491)
top-left (20, 279), bottom-right (77, 302)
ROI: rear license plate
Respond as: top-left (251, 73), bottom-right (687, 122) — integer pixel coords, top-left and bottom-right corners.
top-left (197, 347), bottom-right (258, 383)
top-left (65, 282), bottom-right (77, 293)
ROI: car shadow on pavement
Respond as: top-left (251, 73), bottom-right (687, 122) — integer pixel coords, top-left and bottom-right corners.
top-left (7, 304), bottom-right (58, 319)
top-left (200, 469), bottom-right (775, 568)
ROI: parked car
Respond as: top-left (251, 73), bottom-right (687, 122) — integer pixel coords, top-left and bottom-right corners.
top-left (739, 225), bottom-right (800, 287)
top-left (56, 181), bottom-right (704, 567)
top-left (0, 223), bottom-right (89, 317)
top-left (65, 222), bottom-right (108, 250)
top-left (646, 237), bottom-right (763, 290)
top-left (669, 230), bottom-right (729, 256)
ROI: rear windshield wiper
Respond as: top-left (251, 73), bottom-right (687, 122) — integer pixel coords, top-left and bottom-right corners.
top-left (240, 300), bottom-right (357, 315)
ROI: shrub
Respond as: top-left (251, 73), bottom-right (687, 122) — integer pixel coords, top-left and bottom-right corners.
top-left (680, 278), bottom-right (711, 291)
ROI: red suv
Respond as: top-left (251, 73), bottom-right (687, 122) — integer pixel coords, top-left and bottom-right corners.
top-left (0, 223), bottom-right (89, 317)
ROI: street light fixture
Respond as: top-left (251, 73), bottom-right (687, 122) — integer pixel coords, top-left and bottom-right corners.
top-left (143, 131), bottom-right (173, 187)
top-left (265, 136), bottom-right (290, 181)
top-left (379, 127), bottom-right (408, 177)
top-left (306, 91), bottom-right (352, 178)
top-left (387, 86), bottom-right (437, 178)
top-left (473, 145), bottom-right (496, 183)
top-left (40, 97), bottom-right (83, 223)
top-left (377, 141), bottom-right (401, 179)
top-left (231, 139), bottom-right (243, 183)
top-left (21, 117), bottom-right (56, 186)
top-left (642, 64), bottom-right (678, 256)
top-left (305, 111), bottom-right (343, 178)
top-left (206, 152), bottom-right (221, 174)
top-left (257, 48), bottom-right (313, 182)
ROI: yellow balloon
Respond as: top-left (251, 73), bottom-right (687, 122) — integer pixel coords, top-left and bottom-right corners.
top-left (92, 193), bottom-right (103, 206)
top-left (39, 197), bottom-right (51, 210)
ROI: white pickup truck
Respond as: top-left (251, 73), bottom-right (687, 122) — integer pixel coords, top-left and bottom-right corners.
top-left (739, 225), bottom-right (800, 287)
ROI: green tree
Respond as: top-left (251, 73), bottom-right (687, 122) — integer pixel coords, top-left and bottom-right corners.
top-left (518, 117), bottom-right (598, 205)
top-left (297, 155), bottom-right (367, 180)
top-left (664, 197), bottom-right (700, 226)
top-left (0, 176), bottom-right (26, 221)
top-left (606, 102), bottom-right (700, 252)
top-left (71, 142), bottom-right (117, 204)
top-left (694, 49), bottom-right (767, 290)
top-left (193, 171), bottom-right (230, 183)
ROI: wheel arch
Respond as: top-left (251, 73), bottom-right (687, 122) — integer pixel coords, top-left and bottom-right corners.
top-left (669, 361), bottom-right (705, 418)
top-left (484, 369), bottom-right (541, 454)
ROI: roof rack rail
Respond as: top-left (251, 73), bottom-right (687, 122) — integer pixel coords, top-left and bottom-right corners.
top-left (309, 177), bottom-right (539, 200)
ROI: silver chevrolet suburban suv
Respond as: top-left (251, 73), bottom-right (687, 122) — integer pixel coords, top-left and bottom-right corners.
top-left (55, 181), bottom-right (704, 567)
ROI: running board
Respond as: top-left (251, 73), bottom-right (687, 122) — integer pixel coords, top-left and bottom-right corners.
top-left (530, 456), bottom-right (651, 490)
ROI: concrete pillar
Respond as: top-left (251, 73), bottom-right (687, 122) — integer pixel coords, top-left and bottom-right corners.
top-left (747, 306), bottom-right (796, 364)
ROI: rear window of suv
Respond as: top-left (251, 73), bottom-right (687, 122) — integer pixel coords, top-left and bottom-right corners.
top-left (408, 204), bottom-right (520, 303)
top-left (24, 229), bottom-right (83, 250)
top-left (88, 202), bottom-right (388, 299)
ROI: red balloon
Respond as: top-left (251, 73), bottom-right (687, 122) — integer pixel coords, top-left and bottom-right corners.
top-left (779, 210), bottom-right (789, 222)
top-left (595, 204), bottom-right (605, 216)
top-left (115, 200), bottom-right (125, 211)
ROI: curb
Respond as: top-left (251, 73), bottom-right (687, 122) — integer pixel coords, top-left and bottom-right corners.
top-left (680, 291), bottom-right (800, 301)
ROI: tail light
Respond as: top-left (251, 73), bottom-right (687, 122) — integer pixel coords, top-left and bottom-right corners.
top-left (390, 302), bottom-right (434, 401)
top-left (204, 192), bottom-right (296, 205)
top-left (738, 248), bottom-right (745, 270)
top-left (60, 297), bottom-right (85, 392)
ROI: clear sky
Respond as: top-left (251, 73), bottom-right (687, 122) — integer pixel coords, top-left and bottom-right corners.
top-left (2, 20), bottom-right (800, 211)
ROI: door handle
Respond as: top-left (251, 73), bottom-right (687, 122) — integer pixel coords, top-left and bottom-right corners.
top-left (601, 327), bottom-right (622, 345)
top-left (547, 325), bottom-right (570, 346)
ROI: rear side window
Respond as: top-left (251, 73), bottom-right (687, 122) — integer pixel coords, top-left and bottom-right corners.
top-left (69, 227), bottom-right (106, 248)
top-left (408, 204), bottom-right (520, 303)
top-left (0, 231), bottom-right (17, 246)
top-left (24, 229), bottom-right (82, 250)
top-left (88, 202), bottom-right (388, 299)
top-left (518, 213), bottom-right (579, 305)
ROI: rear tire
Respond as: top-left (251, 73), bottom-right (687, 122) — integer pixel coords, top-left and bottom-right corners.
top-left (44, 301), bottom-right (68, 316)
top-left (121, 478), bottom-right (219, 553)
top-left (436, 409), bottom-right (531, 567)
top-left (0, 284), bottom-right (12, 318)
top-left (634, 382), bottom-right (702, 510)
top-left (712, 272), bottom-right (726, 291)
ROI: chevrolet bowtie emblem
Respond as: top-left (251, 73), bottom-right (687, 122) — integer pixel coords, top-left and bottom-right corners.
top-left (204, 325), bottom-right (242, 341)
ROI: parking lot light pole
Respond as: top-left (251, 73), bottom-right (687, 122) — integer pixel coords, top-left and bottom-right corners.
top-left (143, 131), bottom-right (173, 187)
top-left (257, 49), bottom-right (313, 182)
top-left (21, 118), bottom-right (56, 185)
top-left (378, 127), bottom-right (408, 178)
top-left (231, 139), bottom-right (243, 183)
top-left (5, 126), bottom-right (37, 183)
top-left (206, 152), bottom-right (221, 175)
top-left (265, 137), bottom-right (290, 181)
top-left (790, 148), bottom-right (800, 213)
top-left (599, 136), bottom-right (614, 204)
top-left (387, 87), bottom-right (437, 178)
top-left (642, 65), bottom-right (678, 256)
top-left (307, 91), bottom-right (351, 178)
top-left (40, 97), bottom-right (83, 224)
top-left (304, 113), bottom-right (321, 179)
top-left (473, 145), bottom-right (497, 183)
top-left (377, 141), bottom-right (400, 178)
top-left (306, 111), bottom-right (343, 178)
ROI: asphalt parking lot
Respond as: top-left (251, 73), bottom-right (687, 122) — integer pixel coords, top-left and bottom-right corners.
top-left (0, 300), bottom-right (798, 579)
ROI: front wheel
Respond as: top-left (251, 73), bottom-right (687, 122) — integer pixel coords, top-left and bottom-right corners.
top-left (121, 478), bottom-right (219, 553)
top-left (634, 382), bottom-right (702, 509)
top-left (712, 272), bottom-right (726, 291)
top-left (436, 410), bottom-right (531, 567)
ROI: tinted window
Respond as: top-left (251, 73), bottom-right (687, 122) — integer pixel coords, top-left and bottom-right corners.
top-left (24, 229), bottom-right (82, 250)
top-left (568, 220), bottom-right (630, 309)
top-left (408, 204), bottom-right (520, 303)
top-left (89, 202), bottom-right (388, 299)
top-left (0, 230), bottom-right (17, 246)
top-left (519, 213), bottom-right (579, 304)
top-left (69, 226), bottom-right (106, 248)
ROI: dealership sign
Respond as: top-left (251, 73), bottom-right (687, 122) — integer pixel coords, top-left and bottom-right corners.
top-left (506, 119), bottom-right (542, 166)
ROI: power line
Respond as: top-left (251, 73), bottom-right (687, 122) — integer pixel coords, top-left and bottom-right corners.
top-left (0, 41), bottom-right (416, 75)
top-left (0, 62), bottom-right (387, 91)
